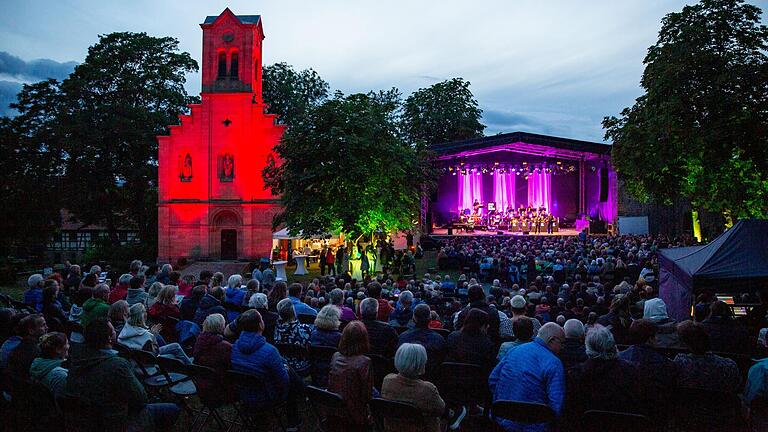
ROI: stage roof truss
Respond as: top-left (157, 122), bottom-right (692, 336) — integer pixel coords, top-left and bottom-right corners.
top-left (435, 141), bottom-right (606, 162)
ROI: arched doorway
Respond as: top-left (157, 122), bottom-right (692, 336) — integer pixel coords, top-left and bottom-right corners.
top-left (221, 229), bottom-right (237, 260)
top-left (211, 210), bottom-right (240, 260)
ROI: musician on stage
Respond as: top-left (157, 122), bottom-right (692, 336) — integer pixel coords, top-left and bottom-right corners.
top-left (546, 214), bottom-right (555, 234)
top-left (473, 199), bottom-right (482, 215)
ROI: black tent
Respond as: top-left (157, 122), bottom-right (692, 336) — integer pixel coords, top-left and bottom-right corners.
top-left (659, 219), bottom-right (768, 321)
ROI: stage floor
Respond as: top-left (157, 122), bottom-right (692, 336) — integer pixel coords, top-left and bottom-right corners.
top-left (431, 227), bottom-right (580, 237)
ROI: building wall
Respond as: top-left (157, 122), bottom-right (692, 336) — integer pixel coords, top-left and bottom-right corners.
top-left (157, 10), bottom-right (285, 263)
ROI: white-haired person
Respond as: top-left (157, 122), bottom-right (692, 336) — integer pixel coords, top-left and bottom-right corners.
top-left (309, 305), bottom-right (343, 387)
top-left (118, 303), bottom-right (192, 364)
top-left (23, 274), bottom-right (45, 312)
top-left (273, 298), bottom-right (313, 376)
top-left (568, 326), bottom-right (642, 415)
top-left (381, 343), bottom-right (446, 432)
top-left (560, 319), bottom-right (587, 370)
top-left (226, 292), bottom-right (279, 343)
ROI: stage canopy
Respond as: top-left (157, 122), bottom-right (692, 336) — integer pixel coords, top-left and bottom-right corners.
top-left (427, 131), bottom-right (617, 229)
top-left (659, 219), bottom-right (768, 321)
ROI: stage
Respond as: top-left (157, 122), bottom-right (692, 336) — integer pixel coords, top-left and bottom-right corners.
top-left (431, 227), bottom-right (580, 237)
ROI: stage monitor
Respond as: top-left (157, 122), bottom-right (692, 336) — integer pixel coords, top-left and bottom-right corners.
top-left (716, 294), bottom-right (747, 316)
top-left (487, 202), bottom-right (496, 211)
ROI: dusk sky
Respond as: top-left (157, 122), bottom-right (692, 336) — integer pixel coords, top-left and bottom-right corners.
top-left (1, 0), bottom-right (766, 142)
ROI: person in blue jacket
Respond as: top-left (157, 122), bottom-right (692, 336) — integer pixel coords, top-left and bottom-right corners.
top-left (24, 274), bottom-right (45, 312)
top-left (489, 322), bottom-right (566, 432)
top-left (287, 283), bottom-right (317, 317)
top-left (224, 275), bottom-right (247, 322)
top-left (231, 309), bottom-right (304, 431)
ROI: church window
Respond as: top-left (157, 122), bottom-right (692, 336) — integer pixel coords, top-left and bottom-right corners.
top-left (217, 52), bottom-right (227, 79)
top-left (230, 52), bottom-right (239, 79)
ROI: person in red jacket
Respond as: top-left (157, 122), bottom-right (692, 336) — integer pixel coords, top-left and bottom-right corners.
top-left (108, 274), bottom-right (132, 304)
top-left (367, 282), bottom-right (393, 322)
top-left (193, 313), bottom-right (232, 402)
top-left (326, 248), bottom-right (336, 276)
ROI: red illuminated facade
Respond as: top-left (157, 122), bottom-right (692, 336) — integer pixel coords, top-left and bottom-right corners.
top-left (158, 9), bottom-right (285, 262)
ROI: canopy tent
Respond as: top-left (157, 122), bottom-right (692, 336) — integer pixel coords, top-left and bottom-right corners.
top-left (659, 219), bottom-right (768, 321)
top-left (272, 228), bottom-right (338, 240)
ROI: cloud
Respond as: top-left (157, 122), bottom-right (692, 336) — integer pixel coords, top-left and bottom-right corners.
top-left (0, 51), bottom-right (77, 116)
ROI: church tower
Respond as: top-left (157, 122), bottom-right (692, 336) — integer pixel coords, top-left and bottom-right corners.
top-left (157, 9), bottom-right (285, 262)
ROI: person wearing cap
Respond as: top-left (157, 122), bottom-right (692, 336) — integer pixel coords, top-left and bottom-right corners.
top-left (398, 304), bottom-right (446, 378)
top-left (501, 295), bottom-right (541, 339)
top-left (489, 323), bottom-right (566, 432)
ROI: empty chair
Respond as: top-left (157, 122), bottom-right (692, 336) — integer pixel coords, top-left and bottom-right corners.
top-left (185, 364), bottom-right (230, 432)
top-left (306, 385), bottom-right (356, 432)
top-left (369, 354), bottom-right (395, 390)
top-left (674, 388), bottom-right (743, 432)
top-left (308, 345), bottom-right (338, 387)
top-left (437, 362), bottom-right (491, 411)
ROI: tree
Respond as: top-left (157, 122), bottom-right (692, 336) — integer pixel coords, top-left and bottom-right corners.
top-left (0, 80), bottom-right (65, 257)
top-left (402, 78), bottom-right (485, 146)
top-left (603, 0), bottom-right (768, 221)
top-left (263, 89), bottom-right (433, 240)
top-left (58, 32), bottom-right (198, 246)
top-left (262, 62), bottom-right (329, 126)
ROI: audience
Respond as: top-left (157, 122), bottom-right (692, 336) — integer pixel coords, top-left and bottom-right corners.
top-left (66, 318), bottom-right (180, 430)
top-left (381, 343), bottom-right (446, 432)
top-left (489, 322), bottom-right (566, 432)
top-left (444, 308), bottom-right (495, 372)
top-left (359, 297), bottom-right (399, 357)
top-left (397, 304), bottom-right (446, 378)
top-left (568, 326), bottom-right (642, 415)
top-left (328, 321), bottom-right (374, 429)
top-left (6, 314), bottom-right (47, 380)
top-left (673, 320), bottom-right (740, 393)
top-left (29, 331), bottom-right (69, 398)
top-left (80, 284), bottom-right (110, 329)
top-left (560, 319), bottom-right (587, 370)
top-left (117, 303), bottom-right (191, 364)
top-left (497, 316), bottom-right (535, 361)
top-left (274, 297), bottom-right (313, 376)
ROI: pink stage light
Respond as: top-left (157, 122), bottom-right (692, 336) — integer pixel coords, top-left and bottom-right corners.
top-left (493, 171), bottom-right (515, 211)
top-left (527, 170), bottom-right (552, 211)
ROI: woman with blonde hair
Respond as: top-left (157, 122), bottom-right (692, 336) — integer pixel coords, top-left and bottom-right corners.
top-left (146, 281), bottom-right (164, 308)
top-left (118, 303), bottom-right (192, 364)
top-left (309, 305), bottom-right (342, 386)
top-left (148, 285), bottom-right (180, 322)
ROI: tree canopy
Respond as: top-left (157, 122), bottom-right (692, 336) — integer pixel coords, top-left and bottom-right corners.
top-left (264, 89), bottom-right (433, 240)
top-left (603, 0), bottom-right (768, 221)
top-left (262, 62), bottom-right (329, 126)
top-left (59, 32), bottom-right (198, 246)
top-left (402, 77), bottom-right (485, 145)
top-left (0, 32), bottom-right (197, 257)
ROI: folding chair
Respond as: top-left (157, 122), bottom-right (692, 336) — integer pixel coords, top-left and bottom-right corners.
top-left (369, 398), bottom-right (426, 432)
top-left (185, 364), bottom-right (230, 432)
top-left (490, 400), bottom-right (555, 427)
top-left (225, 369), bottom-right (288, 432)
top-left (306, 385), bottom-right (358, 432)
top-left (155, 356), bottom-right (196, 415)
top-left (369, 354), bottom-right (395, 390)
top-left (308, 345), bottom-right (338, 387)
top-left (437, 362), bottom-right (491, 413)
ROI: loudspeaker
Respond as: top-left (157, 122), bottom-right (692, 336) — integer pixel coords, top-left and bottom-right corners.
top-left (497, 231), bottom-right (504, 235)
top-left (447, 226), bottom-right (453, 235)
top-left (599, 167), bottom-right (609, 202)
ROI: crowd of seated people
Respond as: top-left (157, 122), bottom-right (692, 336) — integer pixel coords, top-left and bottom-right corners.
top-left (0, 236), bottom-right (766, 432)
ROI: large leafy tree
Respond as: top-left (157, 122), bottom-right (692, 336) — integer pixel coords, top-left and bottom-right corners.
top-left (402, 78), bottom-right (485, 145)
top-left (58, 32), bottom-right (198, 245)
top-left (0, 80), bottom-right (65, 257)
top-left (262, 62), bottom-right (329, 126)
top-left (603, 0), bottom-right (768, 221)
top-left (264, 89), bottom-right (433, 240)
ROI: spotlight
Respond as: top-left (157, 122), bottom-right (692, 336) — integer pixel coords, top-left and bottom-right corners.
top-left (452, 171), bottom-right (457, 176)
top-left (494, 161), bottom-right (499, 166)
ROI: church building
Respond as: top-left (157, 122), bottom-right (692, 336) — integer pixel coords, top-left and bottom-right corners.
top-left (157, 9), bottom-right (284, 262)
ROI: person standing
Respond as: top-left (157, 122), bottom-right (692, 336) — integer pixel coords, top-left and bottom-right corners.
top-left (319, 246), bottom-right (327, 276)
